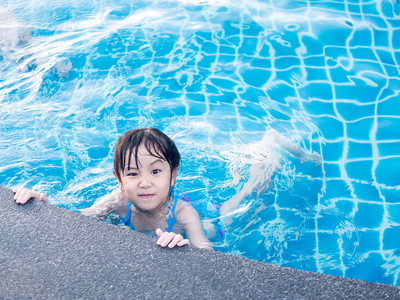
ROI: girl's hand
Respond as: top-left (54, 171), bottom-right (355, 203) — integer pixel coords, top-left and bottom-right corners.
top-left (156, 228), bottom-right (189, 248)
top-left (13, 187), bottom-right (48, 204)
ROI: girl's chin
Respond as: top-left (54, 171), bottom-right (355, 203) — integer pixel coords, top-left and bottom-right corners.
top-left (135, 205), bottom-right (154, 213)
top-left (134, 201), bottom-right (164, 213)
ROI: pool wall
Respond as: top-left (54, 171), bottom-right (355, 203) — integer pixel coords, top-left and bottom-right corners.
top-left (0, 185), bottom-right (398, 299)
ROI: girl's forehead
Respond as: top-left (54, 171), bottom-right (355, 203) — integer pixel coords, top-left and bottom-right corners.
top-left (130, 144), bottom-right (165, 158)
top-left (124, 144), bottom-right (166, 167)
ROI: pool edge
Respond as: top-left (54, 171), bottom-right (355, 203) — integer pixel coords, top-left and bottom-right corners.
top-left (0, 185), bottom-right (399, 299)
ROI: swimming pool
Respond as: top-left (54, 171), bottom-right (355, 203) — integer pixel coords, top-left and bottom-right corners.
top-left (1, 0), bottom-right (399, 286)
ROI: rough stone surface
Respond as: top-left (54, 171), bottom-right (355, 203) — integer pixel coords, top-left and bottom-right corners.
top-left (0, 185), bottom-right (399, 299)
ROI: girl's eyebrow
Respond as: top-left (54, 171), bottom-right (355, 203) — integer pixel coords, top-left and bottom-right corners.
top-left (124, 158), bottom-right (164, 170)
top-left (149, 158), bottom-right (164, 166)
top-left (124, 165), bottom-right (138, 170)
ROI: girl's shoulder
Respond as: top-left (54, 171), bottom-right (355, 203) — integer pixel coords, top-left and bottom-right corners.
top-left (174, 199), bottom-right (200, 224)
top-left (113, 199), bottom-right (128, 216)
top-left (175, 198), bottom-right (196, 211)
top-left (81, 190), bottom-right (124, 217)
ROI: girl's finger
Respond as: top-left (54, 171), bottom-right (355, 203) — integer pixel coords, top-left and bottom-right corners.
top-left (39, 193), bottom-right (48, 202)
top-left (168, 234), bottom-right (183, 248)
top-left (14, 187), bottom-right (23, 201)
top-left (18, 190), bottom-right (41, 204)
top-left (160, 232), bottom-right (176, 247)
top-left (177, 239), bottom-right (190, 247)
top-left (156, 228), bottom-right (164, 238)
top-left (156, 231), bottom-right (170, 246)
top-left (27, 191), bottom-right (42, 204)
top-left (19, 190), bottom-right (31, 204)
top-left (16, 189), bottom-right (27, 203)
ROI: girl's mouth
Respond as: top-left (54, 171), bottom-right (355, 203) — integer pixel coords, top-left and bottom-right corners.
top-left (139, 194), bottom-right (154, 200)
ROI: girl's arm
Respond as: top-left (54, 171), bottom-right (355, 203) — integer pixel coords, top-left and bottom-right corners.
top-left (80, 189), bottom-right (121, 219)
top-left (175, 201), bottom-right (214, 250)
top-left (13, 186), bottom-right (120, 220)
top-left (155, 201), bottom-right (213, 250)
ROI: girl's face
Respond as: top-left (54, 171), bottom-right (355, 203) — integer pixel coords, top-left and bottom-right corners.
top-left (116, 144), bottom-right (177, 212)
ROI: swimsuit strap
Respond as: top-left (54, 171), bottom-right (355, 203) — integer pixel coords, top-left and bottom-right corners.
top-left (120, 199), bottom-right (177, 233)
top-left (119, 201), bottom-right (135, 230)
top-left (166, 197), bottom-right (178, 232)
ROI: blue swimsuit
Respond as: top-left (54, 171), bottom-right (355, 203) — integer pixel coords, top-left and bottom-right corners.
top-left (119, 197), bottom-right (178, 234)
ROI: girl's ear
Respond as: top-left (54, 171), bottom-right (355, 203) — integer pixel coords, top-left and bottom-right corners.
top-left (113, 170), bottom-right (123, 190)
top-left (171, 167), bottom-right (179, 186)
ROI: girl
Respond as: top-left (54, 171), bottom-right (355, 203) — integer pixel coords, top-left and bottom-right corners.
top-left (13, 128), bottom-right (213, 250)
top-left (13, 127), bottom-right (321, 247)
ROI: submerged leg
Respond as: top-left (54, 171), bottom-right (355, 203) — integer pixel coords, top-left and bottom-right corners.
top-left (221, 160), bottom-right (279, 225)
top-left (264, 129), bottom-right (321, 165)
top-left (219, 129), bottom-right (320, 226)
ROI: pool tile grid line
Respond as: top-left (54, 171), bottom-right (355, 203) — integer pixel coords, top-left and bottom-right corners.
top-left (1, 185), bottom-right (399, 299)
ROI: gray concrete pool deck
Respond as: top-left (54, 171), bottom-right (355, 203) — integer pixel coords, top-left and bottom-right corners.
top-left (0, 185), bottom-right (399, 299)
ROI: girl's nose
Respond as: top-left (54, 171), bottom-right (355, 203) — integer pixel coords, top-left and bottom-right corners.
top-left (139, 175), bottom-right (151, 188)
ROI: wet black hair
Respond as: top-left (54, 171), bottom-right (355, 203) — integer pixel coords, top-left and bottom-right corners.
top-left (114, 128), bottom-right (181, 182)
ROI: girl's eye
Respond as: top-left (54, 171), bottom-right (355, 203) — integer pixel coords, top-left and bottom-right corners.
top-left (152, 169), bottom-right (161, 175)
top-left (127, 172), bottom-right (138, 177)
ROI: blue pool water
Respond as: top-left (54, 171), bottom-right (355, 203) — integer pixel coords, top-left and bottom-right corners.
top-left (1, 0), bottom-right (400, 286)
